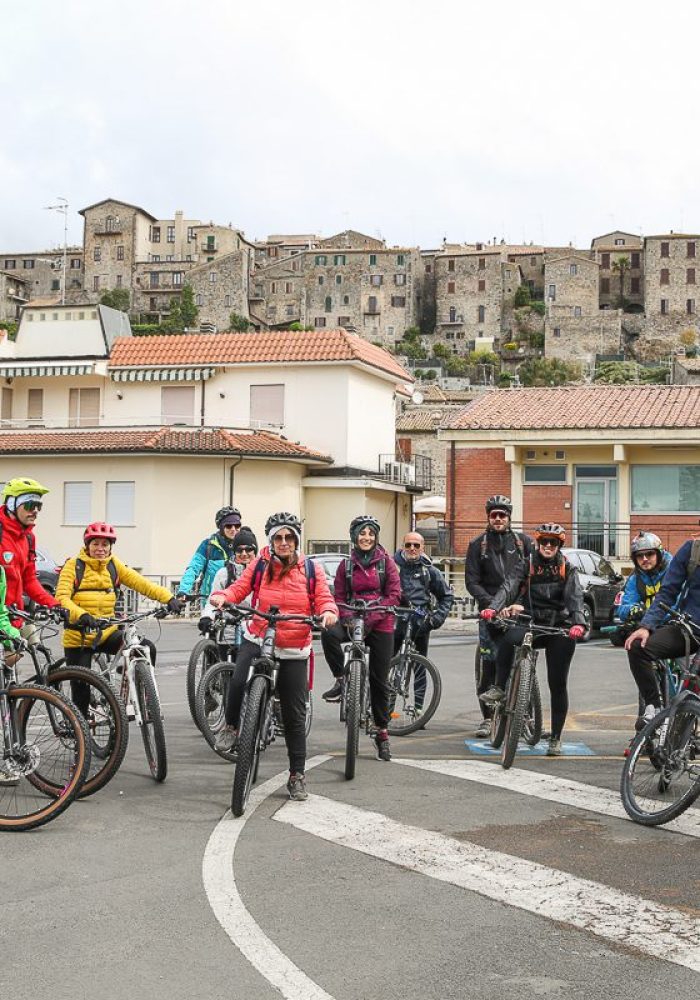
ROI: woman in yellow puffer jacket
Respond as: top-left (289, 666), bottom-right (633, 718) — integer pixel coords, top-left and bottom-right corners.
top-left (56, 523), bottom-right (181, 706)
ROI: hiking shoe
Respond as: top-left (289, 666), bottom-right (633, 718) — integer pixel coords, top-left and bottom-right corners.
top-left (642, 704), bottom-right (658, 725)
top-left (546, 737), bottom-right (562, 757)
top-left (479, 685), bottom-right (505, 706)
top-left (322, 679), bottom-right (343, 703)
top-left (475, 719), bottom-right (491, 739)
top-left (214, 725), bottom-right (238, 753)
top-left (287, 773), bottom-right (308, 801)
top-left (374, 733), bottom-right (392, 761)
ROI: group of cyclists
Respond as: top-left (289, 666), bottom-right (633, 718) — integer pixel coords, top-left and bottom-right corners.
top-left (1, 472), bottom-right (698, 802)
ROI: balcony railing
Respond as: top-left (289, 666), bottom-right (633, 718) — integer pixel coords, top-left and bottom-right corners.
top-left (378, 453), bottom-right (431, 491)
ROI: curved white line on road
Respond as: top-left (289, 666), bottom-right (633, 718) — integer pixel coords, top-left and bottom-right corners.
top-left (202, 755), bottom-right (334, 1000)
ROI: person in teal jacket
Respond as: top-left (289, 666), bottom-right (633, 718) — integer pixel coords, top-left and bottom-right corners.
top-left (0, 562), bottom-right (23, 787)
top-left (177, 506), bottom-right (242, 600)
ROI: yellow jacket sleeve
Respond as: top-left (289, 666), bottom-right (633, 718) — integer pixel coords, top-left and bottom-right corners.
top-left (55, 557), bottom-right (87, 624)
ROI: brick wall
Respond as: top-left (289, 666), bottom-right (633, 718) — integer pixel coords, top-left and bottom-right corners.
top-left (522, 485), bottom-right (573, 532)
top-left (447, 446), bottom-right (510, 552)
top-left (630, 514), bottom-right (700, 558)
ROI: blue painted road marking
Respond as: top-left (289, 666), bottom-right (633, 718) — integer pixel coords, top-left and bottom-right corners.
top-left (464, 739), bottom-right (595, 757)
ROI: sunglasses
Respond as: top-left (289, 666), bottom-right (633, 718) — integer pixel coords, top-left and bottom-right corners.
top-left (635, 551), bottom-right (656, 561)
top-left (274, 533), bottom-right (296, 543)
top-left (489, 511), bottom-right (508, 519)
top-left (404, 542), bottom-right (422, 549)
top-left (539, 538), bottom-right (560, 547)
top-left (235, 546), bottom-right (256, 554)
top-left (22, 501), bottom-right (43, 512)
top-left (222, 521), bottom-right (241, 530)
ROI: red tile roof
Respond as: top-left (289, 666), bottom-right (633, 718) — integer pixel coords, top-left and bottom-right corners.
top-left (0, 427), bottom-right (330, 461)
top-left (109, 330), bottom-right (411, 382)
top-left (447, 385), bottom-right (700, 431)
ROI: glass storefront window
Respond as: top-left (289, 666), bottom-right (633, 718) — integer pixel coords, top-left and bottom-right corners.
top-left (631, 465), bottom-right (700, 512)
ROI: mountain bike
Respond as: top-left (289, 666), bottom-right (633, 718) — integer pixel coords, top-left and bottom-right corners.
top-left (187, 608), bottom-right (241, 727)
top-left (11, 606), bottom-right (128, 798)
top-left (387, 607), bottom-right (441, 735)
top-left (337, 601), bottom-right (395, 780)
top-left (484, 614), bottom-right (550, 770)
top-left (91, 608), bottom-right (170, 782)
top-left (0, 632), bottom-right (90, 831)
top-left (226, 605), bottom-right (320, 817)
top-left (620, 604), bottom-right (700, 826)
top-left (194, 609), bottom-right (243, 758)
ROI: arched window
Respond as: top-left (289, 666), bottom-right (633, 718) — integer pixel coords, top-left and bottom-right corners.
top-left (324, 296), bottom-right (332, 312)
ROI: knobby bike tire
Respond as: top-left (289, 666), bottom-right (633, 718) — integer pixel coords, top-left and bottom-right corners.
top-left (231, 674), bottom-right (267, 817)
top-left (344, 659), bottom-right (363, 781)
top-left (523, 663), bottom-right (543, 747)
top-left (134, 661), bottom-right (167, 782)
top-left (43, 666), bottom-right (128, 798)
top-left (620, 701), bottom-right (700, 826)
top-left (2, 685), bottom-right (90, 831)
top-left (387, 652), bottom-right (442, 736)
top-left (502, 656), bottom-right (532, 770)
top-left (187, 638), bottom-right (220, 728)
top-left (195, 660), bottom-right (238, 761)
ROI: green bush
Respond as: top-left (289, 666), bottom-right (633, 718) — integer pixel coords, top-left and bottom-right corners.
top-left (530, 300), bottom-right (546, 317)
top-left (529, 331), bottom-right (544, 349)
top-left (514, 285), bottom-right (531, 307)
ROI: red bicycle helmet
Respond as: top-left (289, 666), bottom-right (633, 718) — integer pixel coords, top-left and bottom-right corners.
top-left (84, 521), bottom-right (117, 543)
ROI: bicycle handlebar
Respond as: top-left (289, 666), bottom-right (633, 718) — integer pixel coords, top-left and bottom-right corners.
top-left (221, 603), bottom-right (323, 628)
top-left (491, 613), bottom-right (571, 637)
top-left (658, 602), bottom-right (700, 635)
top-left (337, 601), bottom-right (396, 615)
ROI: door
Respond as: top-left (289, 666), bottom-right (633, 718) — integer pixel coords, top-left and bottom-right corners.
top-left (575, 472), bottom-right (618, 557)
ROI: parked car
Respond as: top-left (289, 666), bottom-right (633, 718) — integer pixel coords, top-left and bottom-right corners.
top-left (309, 552), bottom-right (346, 596)
top-left (562, 547), bottom-right (624, 640)
top-left (35, 548), bottom-right (61, 595)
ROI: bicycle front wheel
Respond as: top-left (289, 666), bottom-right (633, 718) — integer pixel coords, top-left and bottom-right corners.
top-left (387, 652), bottom-right (442, 736)
top-left (232, 675), bottom-right (267, 817)
top-left (44, 666), bottom-right (129, 798)
top-left (502, 657), bottom-right (531, 770)
top-left (134, 661), bottom-right (167, 782)
top-left (522, 668), bottom-right (543, 747)
top-left (344, 660), bottom-right (363, 780)
top-left (621, 701), bottom-right (700, 826)
top-left (1, 685), bottom-right (90, 831)
top-left (187, 638), bottom-right (220, 727)
top-left (195, 661), bottom-right (237, 760)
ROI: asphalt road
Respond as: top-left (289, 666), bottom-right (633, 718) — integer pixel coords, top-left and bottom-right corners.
top-left (2, 623), bottom-right (698, 1000)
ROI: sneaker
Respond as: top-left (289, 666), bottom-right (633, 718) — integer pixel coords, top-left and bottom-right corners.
top-left (0, 771), bottom-right (19, 787)
top-left (474, 719), bottom-right (491, 739)
top-left (479, 685), bottom-right (505, 706)
top-left (214, 725), bottom-right (238, 753)
top-left (642, 704), bottom-right (658, 725)
top-left (322, 679), bottom-right (344, 703)
top-left (287, 772), bottom-right (308, 801)
top-left (374, 732), bottom-right (392, 761)
top-left (546, 737), bottom-right (562, 757)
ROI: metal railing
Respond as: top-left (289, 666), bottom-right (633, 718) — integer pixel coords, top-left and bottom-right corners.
top-left (378, 453), bottom-right (432, 490)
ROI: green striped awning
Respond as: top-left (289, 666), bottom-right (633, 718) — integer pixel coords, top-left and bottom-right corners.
top-left (110, 367), bottom-right (216, 383)
top-left (0, 364), bottom-right (95, 377)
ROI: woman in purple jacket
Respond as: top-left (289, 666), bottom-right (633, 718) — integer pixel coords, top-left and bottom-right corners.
top-left (321, 515), bottom-right (402, 761)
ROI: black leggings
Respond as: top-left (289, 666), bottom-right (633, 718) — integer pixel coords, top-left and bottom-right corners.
top-left (321, 624), bottom-right (394, 729)
top-left (627, 623), bottom-right (699, 708)
top-left (224, 638), bottom-right (308, 775)
top-left (63, 632), bottom-right (156, 716)
top-left (495, 628), bottom-right (576, 740)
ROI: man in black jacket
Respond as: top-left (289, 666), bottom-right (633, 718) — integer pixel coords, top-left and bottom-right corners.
top-left (465, 495), bottom-right (531, 737)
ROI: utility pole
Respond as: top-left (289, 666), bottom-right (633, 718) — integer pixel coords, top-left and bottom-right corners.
top-left (44, 197), bottom-right (68, 305)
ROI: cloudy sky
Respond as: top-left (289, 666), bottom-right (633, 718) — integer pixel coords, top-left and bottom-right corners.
top-left (1, 1), bottom-right (695, 252)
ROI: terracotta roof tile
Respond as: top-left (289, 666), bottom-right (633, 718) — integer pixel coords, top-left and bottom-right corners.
top-left (447, 385), bottom-right (700, 431)
top-left (396, 409), bottom-right (447, 432)
top-left (0, 427), bottom-right (330, 461)
top-left (108, 329), bottom-right (411, 382)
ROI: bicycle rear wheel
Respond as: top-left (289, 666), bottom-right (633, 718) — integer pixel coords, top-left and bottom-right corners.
top-left (134, 661), bottom-right (167, 782)
top-left (195, 660), bottom-right (237, 760)
top-left (344, 660), bottom-right (363, 780)
top-left (502, 657), bottom-right (531, 770)
top-left (1, 685), bottom-right (90, 831)
top-left (43, 666), bottom-right (128, 797)
top-left (621, 701), bottom-right (700, 825)
top-left (187, 638), bottom-right (220, 728)
top-left (387, 652), bottom-right (442, 736)
top-left (232, 674), bottom-right (267, 817)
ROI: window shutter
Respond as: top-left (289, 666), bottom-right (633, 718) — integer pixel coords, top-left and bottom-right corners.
top-left (106, 481), bottom-right (135, 524)
top-left (250, 384), bottom-right (284, 426)
top-left (27, 388), bottom-right (43, 424)
top-left (161, 386), bottom-right (195, 425)
top-left (64, 482), bottom-right (92, 525)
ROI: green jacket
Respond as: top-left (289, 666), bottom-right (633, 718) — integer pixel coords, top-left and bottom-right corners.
top-left (0, 565), bottom-right (21, 647)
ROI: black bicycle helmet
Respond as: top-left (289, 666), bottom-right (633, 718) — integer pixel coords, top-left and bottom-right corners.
top-left (349, 514), bottom-right (381, 540)
top-left (264, 511), bottom-right (302, 537)
top-left (630, 531), bottom-right (663, 557)
top-left (215, 505), bottom-right (242, 529)
top-left (534, 522), bottom-right (567, 543)
top-left (485, 495), bottom-right (512, 515)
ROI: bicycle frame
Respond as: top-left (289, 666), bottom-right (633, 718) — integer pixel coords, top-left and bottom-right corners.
top-left (92, 613), bottom-right (164, 729)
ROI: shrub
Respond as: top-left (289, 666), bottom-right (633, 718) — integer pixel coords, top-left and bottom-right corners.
top-left (514, 285), bottom-right (531, 307)
top-left (530, 300), bottom-right (546, 317)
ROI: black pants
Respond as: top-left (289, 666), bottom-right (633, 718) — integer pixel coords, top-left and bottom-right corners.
top-left (224, 638), bottom-right (308, 775)
top-left (476, 619), bottom-right (505, 719)
top-left (62, 631), bottom-right (148, 717)
top-left (495, 628), bottom-right (576, 740)
top-left (321, 624), bottom-right (393, 729)
top-left (627, 623), bottom-right (699, 708)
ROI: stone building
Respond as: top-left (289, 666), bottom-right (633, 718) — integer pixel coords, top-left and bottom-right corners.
top-left (254, 234), bottom-right (320, 267)
top-left (318, 230), bottom-right (385, 250)
top-left (0, 270), bottom-right (29, 323)
top-left (543, 254), bottom-right (622, 363)
top-left (192, 224), bottom-right (251, 265)
top-left (591, 231), bottom-right (644, 310)
top-left (0, 249), bottom-right (83, 302)
top-left (672, 356), bottom-right (700, 384)
top-left (249, 254), bottom-right (305, 330)
top-left (185, 248), bottom-right (254, 331)
top-left (131, 259), bottom-right (197, 321)
top-left (642, 233), bottom-right (700, 346)
top-left (81, 198), bottom-right (159, 299)
top-left (504, 246), bottom-right (545, 297)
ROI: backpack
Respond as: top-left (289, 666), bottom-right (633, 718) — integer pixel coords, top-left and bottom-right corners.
top-left (250, 556), bottom-right (317, 610)
top-left (73, 557), bottom-right (120, 595)
top-left (480, 530), bottom-right (525, 560)
top-left (687, 538), bottom-right (700, 581)
top-left (345, 555), bottom-right (386, 598)
top-left (528, 552), bottom-right (567, 581)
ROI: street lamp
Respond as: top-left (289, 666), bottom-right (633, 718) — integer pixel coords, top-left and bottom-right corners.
top-left (44, 197), bottom-right (68, 305)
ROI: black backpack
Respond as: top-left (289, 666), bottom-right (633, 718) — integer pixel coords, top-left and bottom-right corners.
top-left (73, 557), bottom-right (120, 595)
top-left (345, 556), bottom-right (386, 598)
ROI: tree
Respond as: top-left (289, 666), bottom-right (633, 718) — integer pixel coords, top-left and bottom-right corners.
top-left (680, 328), bottom-right (697, 350)
top-left (100, 288), bottom-right (130, 312)
top-left (469, 349), bottom-right (499, 368)
top-left (229, 312), bottom-right (250, 332)
top-left (179, 284), bottom-right (198, 329)
top-left (432, 342), bottom-right (451, 360)
top-left (403, 325), bottom-right (421, 342)
top-left (514, 284), bottom-right (531, 307)
top-left (445, 355), bottom-right (470, 376)
top-left (397, 340), bottom-right (426, 360)
top-left (518, 357), bottom-right (581, 386)
top-left (611, 255), bottom-right (629, 308)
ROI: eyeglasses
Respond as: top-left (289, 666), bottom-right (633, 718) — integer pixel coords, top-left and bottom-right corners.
top-left (404, 542), bottom-right (422, 549)
top-left (22, 501), bottom-right (42, 512)
top-left (635, 551), bottom-right (656, 561)
top-left (489, 511), bottom-right (508, 520)
top-left (222, 522), bottom-right (241, 530)
top-left (235, 546), bottom-right (256, 554)
top-left (539, 539), bottom-right (560, 548)
top-left (274, 533), bottom-right (296, 543)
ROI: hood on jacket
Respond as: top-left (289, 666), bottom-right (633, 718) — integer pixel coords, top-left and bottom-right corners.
top-left (351, 542), bottom-right (389, 565)
top-left (394, 550), bottom-right (432, 570)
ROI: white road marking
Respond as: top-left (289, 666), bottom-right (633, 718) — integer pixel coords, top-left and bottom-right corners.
top-left (392, 758), bottom-right (700, 838)
top-left (275, 794), bottom-right (700, 973)
top-left (202, 755), bottom-right (334, 1000)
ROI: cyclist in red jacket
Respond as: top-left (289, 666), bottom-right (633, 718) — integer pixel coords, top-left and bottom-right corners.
top-left (0, 477), bottom-right (59, 621)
